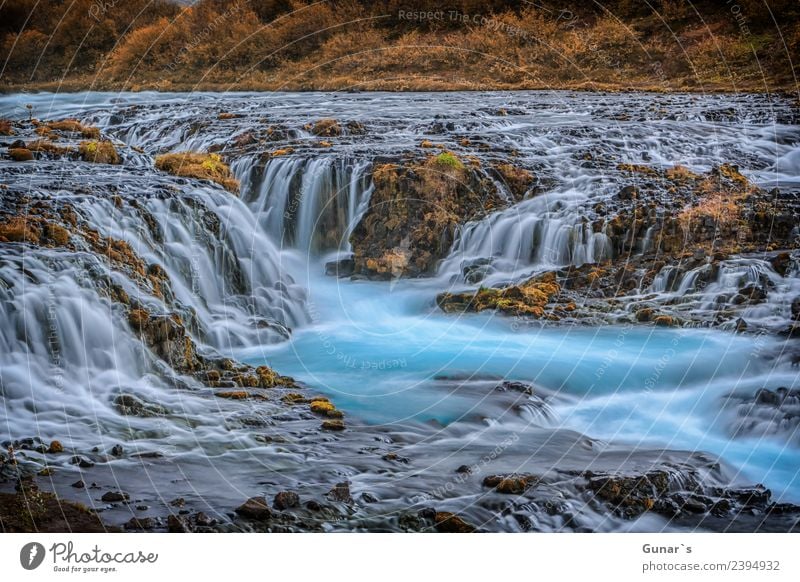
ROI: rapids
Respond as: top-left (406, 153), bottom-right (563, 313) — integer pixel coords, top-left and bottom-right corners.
top-left (0, 91), bottom-right (798, 531)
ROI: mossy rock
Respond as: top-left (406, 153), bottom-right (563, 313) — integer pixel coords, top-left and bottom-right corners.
top-left (155, 152), bottom-right (239, 193)
top-left (79, 140), bottom-right (120, 164)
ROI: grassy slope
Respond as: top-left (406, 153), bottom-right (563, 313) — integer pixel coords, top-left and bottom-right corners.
top-left (0, 1), bottom-right (798, 93)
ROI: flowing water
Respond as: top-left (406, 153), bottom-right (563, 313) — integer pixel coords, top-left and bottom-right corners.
top-left (1, 91), bottom-right (799, 531)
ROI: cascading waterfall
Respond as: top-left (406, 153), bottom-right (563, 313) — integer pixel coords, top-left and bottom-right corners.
top-left (75, 186), bottom-right (309, 348)
top-left (439, 192), bottom-right (614, 285)
top-left (235, 155), bottom-right (374, 254)
top-left (1, 91), bottom-right (799, 531)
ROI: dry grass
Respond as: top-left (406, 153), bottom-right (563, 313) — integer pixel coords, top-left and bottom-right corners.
top-left (0, 119), bottom-right (14, 136)
top-left (155, 152), bottom-right (239, 193)
top-left (45, 119), bottom-right (101, 139)
top-left (2, 1), bottom-right (797, 92)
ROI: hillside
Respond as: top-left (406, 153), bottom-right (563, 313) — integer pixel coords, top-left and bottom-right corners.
top-left (0, 0), bottom-right (798, 93)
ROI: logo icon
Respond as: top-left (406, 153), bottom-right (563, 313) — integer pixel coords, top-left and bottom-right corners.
top-left (20, 542), bottom-right (46, 570)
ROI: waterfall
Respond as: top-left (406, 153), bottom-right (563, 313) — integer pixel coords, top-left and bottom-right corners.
top-left (439, 192), bottom-right (614, 285)
top-left (236, 156), bottom-right (374, 254)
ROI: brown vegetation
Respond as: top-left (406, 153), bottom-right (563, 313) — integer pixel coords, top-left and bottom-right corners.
top-left (78, 140), bottom-right (120, 164)
top-left (154, 152), bottom-right (239, 193)
top-left (0, 1), bottom-right (797, 92)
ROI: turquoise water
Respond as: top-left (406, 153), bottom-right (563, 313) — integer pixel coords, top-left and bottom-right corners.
top-left (239, 270), bottom-right (800, 501)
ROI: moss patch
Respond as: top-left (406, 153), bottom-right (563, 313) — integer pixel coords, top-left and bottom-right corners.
top-left (155, 152), bottom-right (239, 193)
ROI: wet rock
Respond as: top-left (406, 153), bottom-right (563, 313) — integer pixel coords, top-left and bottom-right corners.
top-left (325, 258), bottom-right (355, 278)
top-left (326, 482), bottom-right (354, 504)
top-left (617, 185), bottom-right (639, 200)
top-left (483, 474), bottom-right (539, 494)
top-left (193, 512), bottom-right (215, 527)
top-left (113, 394), bottom-right (168, 418)
top-left (101, 491), bottom-right (130, 503)
top-left (321, 420), bottom-right (346, 431)
top-left (9, 147), bottom-right (34, 162)
top-left (351, 156), bottom-right (504, 278)
top-left (434, 511), bottom-right (476, 533)
top-left (235, 496), bottom-right (272, 521)
top-left (273, 491), bottom-right (300, 510)
top-left (71, 480), bottom-right (85, 489)
top-left (167, 514), bottom-right (188, 533)
top-left (725, 387), bottom-right (800, 441)
top-left (382, 452), bottom-right (410, 464)
top-left (495, 381), bottom-right (534, 396)
top-left (791, 296), bottom-right (800, 320)
top-left (69, 456), bottom-right (94, 469)
top-left (169, 497), bottom-right (185, 507)
top-left (310, 398), bottom-right (344, 418)
top-left (585, 470), bottom-right (670, 517)
top-left (461, 258), bottom-right (492, 284)
top-left (310, 118), bottom-right (341, 137)
top-left (361, 492), bottom-right (379, 504)
top-left (47, 440), bottom-right (64, 454)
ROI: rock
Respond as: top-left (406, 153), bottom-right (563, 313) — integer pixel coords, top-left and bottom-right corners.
top-left (310, 118), bottom-right (341, 137)
top-left (79, 140), bottom-right (120, 165)
top-left (193, 512), bottom-right (214, 527)
top-left (351, 157), bottom-right (504, 278)
top-left (755, 388), bottom-right (780, 406)
top-left (47, 440), bottom-right (64, 454)
top-left (167, 514), bottom-right (188, 533)
top-left (326, 482), bottom-right (354, 504)
top-left (71, 480), bottom-right (85, 489)
top-left (273, 491), bottom-right (300, 510)
top-left (69, 456), bottom-right (94, 468)
top-left (9, 148), bottom-right (34, 162)
top-left (483, 474), bottom-right (538, 494)
top-left (113, 394), bottom-right (168, 417)
top-left (791, 296), bottom-right (800, 320)
top-left (434, 511), bottom-right (476, 533)
top-left (325, 258), bottom-right (355, 278)
top-left (495, 381), bottom-right (534, 395)
top-left (586, 471), bottom-right (670, 517)
top-left (617, 185), bottom-right (639, 200)
top-left (321, 420), bottom-right (345, 431)
top-left (736, 284), bottom-right (767, 305)
top-left (360, 492), bottom-right (379, 503)
top-left (169, 497), bottom-right (185, 507)
top-left (310, 399), bottom-right (344, 418)
top-left (101, 491), bottom-right (129, 503)
top-left (235, 496), bottom-right (272, 521)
